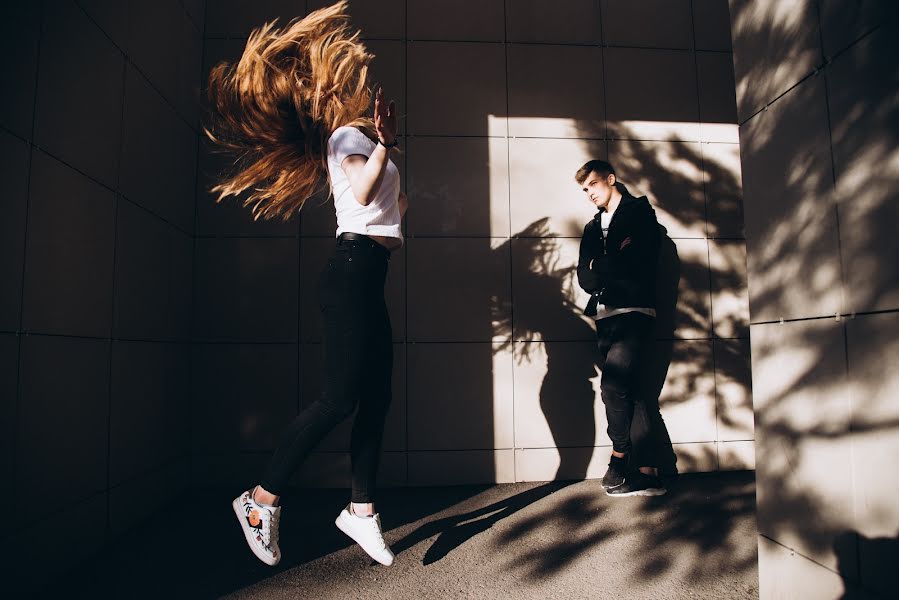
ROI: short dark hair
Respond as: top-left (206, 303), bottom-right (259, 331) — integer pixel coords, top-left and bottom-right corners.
top-left (575, 159), bottom-right (616, 184)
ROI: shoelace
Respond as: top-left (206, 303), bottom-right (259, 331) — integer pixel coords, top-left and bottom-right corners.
top-left (268, 511), bottom-right (280, 547)
top-left (364, 516), bottom-right (387, 550)
top-left (257, 508), bottom-right (279, 548)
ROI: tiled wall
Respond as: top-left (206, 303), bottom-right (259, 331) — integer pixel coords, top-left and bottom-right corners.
top-left (194, 0), bottom-right (752, 489)
top-left (729, 1), bottom-right (899, 598)
top-left (0, 0), bottom-right (204, 583)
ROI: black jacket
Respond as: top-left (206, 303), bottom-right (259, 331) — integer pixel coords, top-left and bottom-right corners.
top-left (576, 189), bottom-right (660, 315)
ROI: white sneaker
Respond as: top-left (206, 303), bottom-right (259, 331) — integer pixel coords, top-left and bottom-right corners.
top-left (232, 488), bottom-right (281, 566)
top-left (335, 505), bottom-right (395, 566)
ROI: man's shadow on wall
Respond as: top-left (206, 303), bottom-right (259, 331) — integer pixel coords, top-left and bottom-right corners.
top-left (391, 217), bottom-right (679, 564)
top-left (636, 223), bottom-right (680, 478)
top-left (506, 219), bottom-right (601, 480)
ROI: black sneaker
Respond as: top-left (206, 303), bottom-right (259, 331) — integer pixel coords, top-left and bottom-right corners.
top-left (606, 473), bottom-right (667, 498)
top-left (601, 455), bottom-right (627, 489)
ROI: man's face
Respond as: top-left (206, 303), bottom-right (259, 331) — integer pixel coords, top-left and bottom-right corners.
top-left (581, 171), bottom-right (616, 209)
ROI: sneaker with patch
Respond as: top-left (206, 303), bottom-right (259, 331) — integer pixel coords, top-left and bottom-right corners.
top-left (232, 488), bottom-right (281, 566)
top-left (601, 455), bottom-right (627, 489)
top-left (606, 473), bottom-right (667, 498)
top-left (335, 505), bottom-right (395, 566)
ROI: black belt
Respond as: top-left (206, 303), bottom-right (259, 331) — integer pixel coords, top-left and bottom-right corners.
top-left (338, 232), bottom-right (373, 243)
top-left (337, 232), bottom-right (391, 257)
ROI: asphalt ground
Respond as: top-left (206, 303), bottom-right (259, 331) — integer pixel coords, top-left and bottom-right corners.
top-left (37, 471), bottom-right (758, 599)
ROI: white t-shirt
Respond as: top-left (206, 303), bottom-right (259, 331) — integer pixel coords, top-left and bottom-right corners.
top-left (327, 126), bottom-right (403, 243)
top-left (594, 207), bottom-right (656, 321)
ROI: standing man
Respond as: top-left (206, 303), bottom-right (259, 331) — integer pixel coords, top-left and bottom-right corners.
top-left (575, 160), bottom-right (666, 497)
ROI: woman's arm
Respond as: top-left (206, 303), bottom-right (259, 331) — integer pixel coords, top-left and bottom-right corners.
top-left (341, 147), bottom-right (390, 206)
top-left (398, 191), bottom-right (408, 218)
top-left (340, 87), bottom-right (398, 207)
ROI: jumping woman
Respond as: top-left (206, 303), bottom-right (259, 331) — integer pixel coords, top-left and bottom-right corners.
top-left (204, 1), bottom-right (406, 567)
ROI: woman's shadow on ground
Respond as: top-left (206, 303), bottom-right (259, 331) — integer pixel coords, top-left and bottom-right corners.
top-left (390, 218), bottom-right (680, 564)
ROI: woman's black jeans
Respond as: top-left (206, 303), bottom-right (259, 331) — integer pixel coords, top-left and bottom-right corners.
top-left (596, 311), bottom-right (656, 465)
top-left (261, 235), bottom-right (393, 503)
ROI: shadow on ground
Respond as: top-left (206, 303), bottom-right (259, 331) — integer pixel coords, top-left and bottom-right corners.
top-left (37, 472), bottom-right (758, 600)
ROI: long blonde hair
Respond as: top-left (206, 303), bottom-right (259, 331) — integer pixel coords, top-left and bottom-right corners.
top-left (204, 1), bottom-right (374, 220)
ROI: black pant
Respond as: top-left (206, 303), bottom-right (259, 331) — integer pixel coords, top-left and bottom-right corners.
top-left (261, 236), bottom-right (393, 503)
top-left (596, 311), bottom-right (655, 463)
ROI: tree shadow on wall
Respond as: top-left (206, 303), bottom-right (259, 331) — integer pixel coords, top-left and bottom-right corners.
top-left (727, 6), bottom-right (899, 592)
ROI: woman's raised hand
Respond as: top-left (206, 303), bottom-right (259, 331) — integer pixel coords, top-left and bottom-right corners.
top-left (373, 86), bottom-right (397, 146)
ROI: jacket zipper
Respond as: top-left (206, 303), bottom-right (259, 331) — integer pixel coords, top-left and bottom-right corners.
top-left (597, 208), bottom-right (608, 256)
top-left (605, 202), bottom-right (623, 254)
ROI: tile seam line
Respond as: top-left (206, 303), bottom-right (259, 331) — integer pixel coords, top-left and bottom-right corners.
top-left (737, 24), bottom-right (882, 128)
top-left (502, 0), bottom-right (516, 482)
top-left (75, 2), bottom-right (202, 135)
top-left (750, 309), bottom-right (896, 326)
top-left (689, 0), bottom-right (722, 470)
top-left (20, 146), bottom-right (193, 237)
top-left (758, 533), bottom-right (850, 579)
